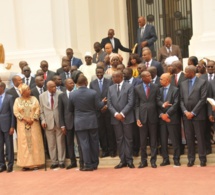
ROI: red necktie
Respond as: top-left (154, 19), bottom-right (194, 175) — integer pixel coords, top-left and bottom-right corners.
top-left (146, 84), bottom-right (150, 98)
top-left (44, 72), bottom-right (47, 80)
top-left (51, 94), bottom-right (54, 110)
top-left (146, 62), bottom-right (149, 68)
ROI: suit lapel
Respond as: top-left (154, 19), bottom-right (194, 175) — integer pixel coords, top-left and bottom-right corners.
top-left (189, 78), bottom-right (198, 96)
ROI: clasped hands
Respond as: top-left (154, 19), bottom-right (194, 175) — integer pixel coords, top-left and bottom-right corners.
top-left (184, 111), bottom-right (194, 120)
top-left (23, 117), bottom-right (34, 125)
top-left (101, 97), bottom-right (108, 113)
top-left (115, 113), bottom-right (124, 121)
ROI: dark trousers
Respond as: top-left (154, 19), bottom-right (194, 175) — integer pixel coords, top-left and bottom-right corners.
top-left (75, 132), bottom-right (84, 166)
top-left (66, 129), bottom-right (76, 163)
top-left (0, 130), bottom-right (14, 169)
top-left (98, 112), bottom-right (116, 153)
top-left (76, 128), bottom-right (99, 169)
top-left (183, 120), bottom-right (206, 162)
top-left (160, 123), bottom-right (181, 161)
top-left (205, 119), bottom-right (212, 153)
top-left (132, 122), bottom-right (140, 153)
top-left (139, 121), bottom-right (157, 163)
top-left (113, 123), bottom-right (133, 164)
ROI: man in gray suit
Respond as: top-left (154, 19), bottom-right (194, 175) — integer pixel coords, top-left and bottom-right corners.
top-left (108, 71), bottom-right (135, 169)
top-left (92, 42), bottom-right (106, 64)
top-left (180, 65), bottom-right (207, 167)
top-left (40, 81), bottom-right (65, 169)
top-left (0, 82), bottom-right (15, 173)
top-left (135, 71), bottom-right (161, 168)
top-left (58, 78), bottom-right (77, 170)
top-left (69, 75), bottom-right (105, 171)
top-left (137, 16), bottom-right (157, 57)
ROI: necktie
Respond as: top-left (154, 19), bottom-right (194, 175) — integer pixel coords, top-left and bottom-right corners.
top-left (26, 78), bottom-right (29, 85)
top-left (44, 72), bottom-right (47, 80)
top-left (117, 84), bottom-right (120, 96)
top-left (188, 79), bottom-right (193, 95)
top-left (146, 84), bottom-right (150, 98)
top-left (40, 88), bottom-right (43, 94)
top-left (146, 62), bottom-right (149, 68)
top-left (175, 74), bottom-right (178, 85)
top-left (51, 94), bottom-right (54, 110)
top-left (163, 88), bottom-right (168, 101)
top-left (99, 80), bottom-right (103, 92)
top-left (0, 96), bottom-right (2, 110)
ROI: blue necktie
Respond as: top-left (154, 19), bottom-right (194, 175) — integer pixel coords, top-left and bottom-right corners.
top-left (0, 96), bottom-right (2, 110)
top-left (99, 80), bottom-right (103, 92)
top-left (163, 88), bottom-right (168, 101)
top-left (188, 79), bottom-right (193, 95)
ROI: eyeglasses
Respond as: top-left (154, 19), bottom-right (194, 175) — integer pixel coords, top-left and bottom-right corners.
top-left (206, 66), bottom-right (214, 68)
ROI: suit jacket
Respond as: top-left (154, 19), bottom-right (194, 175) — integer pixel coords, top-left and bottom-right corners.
top-left (108, 82), bottom-right (135, 125)
top-left (137, 24), bottom-right (157, 56)
top-left (150, 60), bottom-right (164, 77)
top-left (31, 86), bottom-right (46, 101)
top-left (39, 90), bottom-right (62, 130)
top-left (135, 83), bottom-right (160, 124)
top-left (60, 72), bottom-right (72, 85)
top-left (6, 87), bottom-right (20, 99)
top-left (92, 50), bottom-right (106, 63)
top-left (200, 73), bottom-right (215, 82)
top-left (158, 44), bottom-right (182, 67)
top-left (158, 85), bottom-right (180, 124)
top-left (153, 76), bottom-right (161, 87)
top-left (101, 37), bottom-right (131, 53)
top-left (130, 78), bottom-right (142, 87)
top-left (180, 77), bottom-right (207, 120)
top-left (22, 76), bottom-right (35, 89)
top-left (69, 87), bottom-right (104, 131)
top-left (0, 94), bottom-right (15, 132)
top-left (58, 92), bottom-right (74, 130)
top-left (208, 79), bottom-right (215, 117)
top-left (46, 70), bottom-right (56, 82)
top-left (171, 72), bottom-right (186, 89)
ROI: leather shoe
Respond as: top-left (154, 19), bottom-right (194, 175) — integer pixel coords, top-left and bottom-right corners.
top-left (110, 152), bottom-right (116, 158)
top-left (7, 167), bottom-right (13, 173)
top-left (59, 164), bottom-right (65, 168)
top-left (138, 162), bottom-right (148, 168)
top-left (66, 163), bottom-right (77, 170)
top-left (0, 166), bottom-right (6, 173)
top-left (114, 162), bottom-right (127, 169)
top-left (200, 161), bottom-right (206, 167)
top-left (187, 161), bottom-right (194, 167)
top-left (174, 160), bottom-right (181, 166)
top-left (80, 167), bottom-right (94, 171)
top-left (133, 151), bottom-right (139, 157)
top-left (101, 151), bottom-right (109, 158)
top-left (151, 163), bottom-right (157, 168)
top-left (160, 159), bottom-right (170, 166)
top-left (50, 164), bottom-right (59, 169)
top-left (127, 163), bottom-right (135, 168)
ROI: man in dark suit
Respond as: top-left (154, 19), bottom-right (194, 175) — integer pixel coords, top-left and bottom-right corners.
top-left (123, 67), bottom-right (142, 156)
top-left (158, 37), bottom-right (182, 70)
top-left (31, 76), bottom-right (46, 101)
top-left (0, 82), bottom-right (15, 173)
top-left (180, 65), bottom-right (207, 167)
top-left (52, 75), bottom-right (66, 92)
top-left (158, 73), bottom-right (181, 166)
top-left (90, 67), bottom-right (116, 157)
top-left (66, 48), bottom-right (83, 68)
top-left (108, 71), bottom-right (135, 169)
top-left (142, 49), bottom-right (164, 77)
top-left (147, 66), bottom-right (161, 87)
top-left (59, 60), bottom-right (71, 85)
top-left (69, 75), bottom-right (105, 171)
top-left (200, 60), bottom-right (215, 81)
top-left (22, 66), bottom-right (35, 89)
top-left (137, 16), bottom-right (157, 57)
top-left (101, 29), bottom-right (131, 54)
top-left (93, 42), bottom-right (106, 64)
top-left (6, 75), bottom-right (23, 99)
top-left (58, 78), bottom-right (77, 169)
top-left (135, 71), bottom-right (160, 168)
top-left (40, 60), bottom-right (56, 82)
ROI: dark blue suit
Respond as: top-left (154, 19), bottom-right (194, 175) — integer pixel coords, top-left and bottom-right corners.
top-left (0, 93), bottom-right (15, 170)
top-left (69, 87), bottom-right (104, 169)
top-left (71, 57), bottom-right (83, 68)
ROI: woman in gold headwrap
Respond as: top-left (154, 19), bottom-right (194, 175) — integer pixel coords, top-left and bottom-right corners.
top-left (13, 84), bottom-right (44, 171)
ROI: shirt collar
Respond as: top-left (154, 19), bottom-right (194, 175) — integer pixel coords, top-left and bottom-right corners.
top-left (129, 77), bottom-right (134, 83)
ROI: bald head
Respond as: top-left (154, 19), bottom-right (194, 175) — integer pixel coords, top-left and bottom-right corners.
top-left (185, 65), bottom-right (196, 79)
top-left (147, 66), bottom-right (157, 79)
top-left (108, 29), bottom-right (115, 39)
top-left (160, 73), bottom-right (171, 87)
top-left (164, 37), bottom-right (172, 48)
top-left (112, 71), bottom-right (123, 84)
top-left (138, 16), bottom-right (146, 27)
top-left (105, 43), bottom-right (113, 55)
top-left (77, 75), bottom-right (88, 86)
top-left (47, 80), bottom-right (56, 94)
top-left (12, 75), bottom-right (23, 87)
top-left (172, 60), bottom-right (183, 72)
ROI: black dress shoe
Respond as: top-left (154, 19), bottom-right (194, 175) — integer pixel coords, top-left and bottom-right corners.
top-left (0, 166), bottom-right (6, 172)
top-left (200, 161), bottom-right (206, 167)
top-left (101, 151), bottom-right (109, 158)
top-left (80, 167), bottom-right (94, 171)
top-left (22, 167), bottom-right (31, 171)
top-left (50, 164), bottom-right (59, 169)
top-left (160, 159), bottom-right (170, 166)
top-left (66, 163), bottom-right (77, 170)
top-left (174, 160), bottom-right (181, 166)
top-left (187, 161), bottom-right (194, 167)
top-left (138, 162), bottom-right (148, 168)
top-left (7, 167), bottom-right (13, 173)
top-left (110, 152), bottom-right (116, 158)
top-left (151, 163), bottom-right (157, 168)
top-left (114, 162), bottom-right (127, 169)
top-left (127, 163), bottom-right (135, 168)
top-left (133, 151), bottom-right (139, 157)
top-left (59, 164), bottom-right (65, 168)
